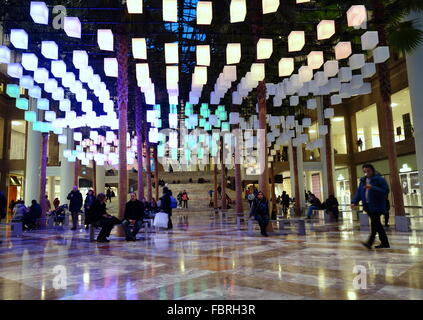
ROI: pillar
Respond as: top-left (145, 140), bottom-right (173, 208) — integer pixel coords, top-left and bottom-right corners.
top-left (220, 137), bottom-right (227, 211)
top-left (257, 81), bottom-right (269, 199)
top-left (213, 163), bottom-right (218, 212)
top-left (59, 128), bottom-right (74, 205)
top-left (0, 118), bottom-right (11, 193)
top-left (154, 145), bottom-right (159, 201)
top-left (96, 164), bottom-right (105, 196)
top-left (234, 128), bottom-right (244, 215)
top-left (146, 140), bottom-right (152, 202)
top-left (406, 11), bottom-right (423, 203)
top-left (48, 176), bottom-right (55, 202)
top-left (24, 98), bottom-right (42, 206)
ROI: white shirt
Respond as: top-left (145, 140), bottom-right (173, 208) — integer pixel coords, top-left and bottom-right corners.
top-left (365, 177), bottom-right (371, 202)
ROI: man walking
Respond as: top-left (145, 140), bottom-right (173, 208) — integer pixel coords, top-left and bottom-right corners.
top-left (67, 185), bottom-right (83, 230)
top-left (352, 164), bottom-right (390, 249)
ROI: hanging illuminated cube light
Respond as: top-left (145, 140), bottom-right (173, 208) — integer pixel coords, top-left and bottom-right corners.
top-left (25, 111), bottom-right (37, 123)
top-left (0, 46), bottom-right (11, 64)
top-left (335, 41), bottom-right (352, 60)
top-left (339, 67), bottom-right (352, 82)
top-left (64, 17), bottom-right (81, 38)
top-left (347, 5), bottom-right (367, 29)
top-left (289, 95), bottom-right (299, 106)
top-left (52, 87), bottom-right (64, 101)
top-left (79, 66), bottom-right (94, 83)
top-left (251, 63), bottom-right (265, 81)
top-left (37, 98), bottom-right (50, 110)
top-left (349, 54), bottom-right (365, 70)
top-left (323, 60), bottom-right (339, 78)
top-left (361, 31), bottom-right (379, 50)
top-left (262, 0), bottom-right (279, 14)
top-left (278, 58), bottom-right (294, 77)
top-left (6, 84), bottom-right (20, 98)
top-left (73, 132), bottom-right (82, 142)
top-left (257, 38), bottom-right (273, 60)
top-left (299, 65), bottom-right (313, 82)
top-left (196, 45), bottom-right (210, 66)
top-left (7, 63), bottom-right (23, 79)
top-left (307, 99), bottom-right (317, 110)
top-left (44, 78), bottom-right (58, 93)
top-left (361, 63), bottom-right (376, 78)
top-left (194, 66), bottom-right (207, 84)
top-left (50, 60), bottom-right (66, 78)
top-left (163, 0), bottom-right (177, 22)
top-left (288, 31), bottom-right (305, 52)
top-left (317, 20), bottom-right (335, 40)
top-left (41, 41), bottom-right (58, 59)
top-left (132, 38), bottom-right (147, 59)
top-left (97, 29), bottom-right (114, 51)
top-left (229, 112), bottom-right (240, 124)
top-left (230, 0), bottom-right (246, 23)
top-left (59, 99), bottom-right (71, 112)
top-left (165, 43), bottom-right (178, 64)
top-left (29, 86), bottom-right (41, 99)
top-left (62, 72), bottom-right (76, 88)
top-left (10, 29), bottom-right (28, 49)
top-left (373, 46), bottom-right (390, 63)
top-left (307, 51), bottom-right (324, 69)
top-left (127, 0), bottom-right (143, 13)
top-left (196, 2), bottom-right (213, 25)
top-left (19, 75), bottom-right (34, 89)
top-left (30, 1), bottom-right (49, 24)
top-left (73, 50), bottom-right (89, 69)
top-left (226, 43), bottom-right (241, 64)
top-left (44, 110), bottom-right (56, 122)
top-left (104, 58), bottom-right (118, 77)
top-left (34, 68), bottom-right (49, 84)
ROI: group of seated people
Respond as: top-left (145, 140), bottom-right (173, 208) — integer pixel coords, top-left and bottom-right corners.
top-left (11, 200), bottom-right (42, 230)
top-left (306, 193), bottom-right (339, 221)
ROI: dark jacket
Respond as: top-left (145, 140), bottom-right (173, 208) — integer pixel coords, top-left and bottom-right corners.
top-left (324, 196), bottom-right (339, 214)
top-left (0, 191), bottom-right (7, 219)
top-left (88, 200), bottom-right (107, 223)
top-left (67, 190), bottom-right (83, 212)
top-left (28, 203), bottom-right (42, 220)
top-left (352, 173), bottom-right (389, 213)
top-left (160, 193), bottom-right (172, 216)
top-left (281, 194), bottom-right (290, 206)
top-left (124, 200), bottom-right (145, 221)
top-left (250, 198), bottom-right (269, 218)
top-left (84, 194), bottom-right (96, 211)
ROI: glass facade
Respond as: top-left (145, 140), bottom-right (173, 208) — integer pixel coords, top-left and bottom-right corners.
top-left (331, 117), bottom-right (347, 154)
top-left (10, 120), bottom-right (26, 160)
top-left (355, 103), bottom-right (381, 151)
top-left (391, 87), bottom-right (414, 142)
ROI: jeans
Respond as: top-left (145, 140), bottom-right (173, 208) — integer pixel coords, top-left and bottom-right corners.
top-left (122, 220), bottom-right (143, 239)
top-left (97, 216), bottom-right (121, 239)
top-left (71, 211), bottom-right (79, 229)
top-left (307, 206), bottom-right (319, 217)
top-left (367, 212), bottom-right (390, 246)
top-left (255, 214), bottom-right (269, 234)
top-left (183, 200), bottom-right (188, 208)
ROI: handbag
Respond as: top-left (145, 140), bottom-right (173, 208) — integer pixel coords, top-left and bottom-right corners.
top-left (153, 211), bottom-right (169, 228)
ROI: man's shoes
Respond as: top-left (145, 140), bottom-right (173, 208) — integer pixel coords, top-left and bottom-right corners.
top-left (361, 242), bottom-right (372, 250)
top-left (375, 244), bottom-right (390, 249)
top-left (97, 237), bottom-right (109, 243)
top-left (70, 227), bottom-right (77, 231)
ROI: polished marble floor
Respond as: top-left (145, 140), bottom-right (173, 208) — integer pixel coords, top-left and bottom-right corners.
top-left (1, 208), bottom-right (423, 300)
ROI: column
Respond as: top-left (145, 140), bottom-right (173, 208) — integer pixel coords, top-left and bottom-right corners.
top-left (296, 144), bottom-right (306, 209)
top-left (24, 99), bottom-right (42, 206)
top-left (48, 176), bottom-right (55, 202)
top-left (220, 137), bottom-right (227, 211)
top-left (406, 11), bottom-right (423, 201)
top-left (59, 129), bottom-right (74, 205)
top-left (96, 164), bottom-right (105, 196)
top-left (213, 163), bottom-right (218, 212)
top-left (0, 119), bottom-right (11, 192)
top-left (154, 146), bottom-right (159, 201)
top-left (257, 82), bottom-right (269, 199)
top-left (234, 128), bottom-right (244, 216)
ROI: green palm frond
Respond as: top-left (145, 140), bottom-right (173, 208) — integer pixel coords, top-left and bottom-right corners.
top-left (387, 19), bottom-right (423, 54)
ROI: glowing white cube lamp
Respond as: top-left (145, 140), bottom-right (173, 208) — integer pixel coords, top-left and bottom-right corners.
top-left (251, 63), bottom-right (265, 81)
top-left (59, 99), bottom-right (71, 112)
top-left (30, 1), bottom-right (49, 24)
top-left (0, 46), bottom-right (11, 63)
top-left (307, 51), bottom-right (324, 69)
top-left (196, 45), bottom-right (210, 66)
top-left (79, 66), bottom-right (94, 83)
top-left (288, 31), bottom-right (305, 52)
top-left (317, 20), bottom-right (335, 40)
top-left (197, 1), bottom-right (212, 25)
top-left (132, 38), bottom-right (147, 59)
top-left (339, 67), bottom-right (352, 82)
top-left (226, 43), bottom-right (241, 64)
top-left (20, 75), bottom-right (34, 89)
top-left (51, 60), bottom-right (67, 78)
top-left (299, 65), bottom-right (313, 82)
top-left (10, 29), bottom-right (29, 49)
top-left (127, 0), bottom-right (143, 14)
top-left (314, 71), bottom-right (328, 86)
top-left (262, 0), bottom-right (279, 14)
top-left (373, 46), bottom-right (390, 63)
top-left (45, 111), bottom-right (56, 122)
top-left (44, 78), bottom-right (58, 93)
top-left (97, 29), bottom-right (114, 51)
top-left (58, 134), bottom-right (67, 144)
top-left (324, 108), bottom-right (334, 119)
top-left (163, 0), bottom-right (177, 22)
top-left (230, 0), bottom-right (246, 23)
top-left (136, 63), bottom-right (150, 85)
top-left (165, 43), bottom-right (179, 64)
top-left (257, 38), bottom-right (273, 60)
top-left (25, 111), bottom-right (37, 123)
top-left (361, 31), bottom-right (379, 50)
top-left (7, 63), bottom-right (23, 78)
top-left (289, 95), bottom-right (299, 106)
top-left (194, 66), bottom-right (208, 84)
top-left (296, 0), bottom-right (310, 3)
top-left (349, 54), bottom-right (365, 70)
top-left (331, 94), bottom-right (342, 105)
top-left (62, 72), bottom-right (76, 88)
top-left (52, 87), bottom-right (65, 101)
top-left (73, 132), bottom-right (82, 142)
top-left (323, 60), bottom-right (339, 78)
top-left (64, 17), bottom-right (81, 38)
top-left (166, 66), bottom-right (179, 87)
top-left (278, 58), bottom-right (294, 77)
top-left (29, 86), bottom-right (42, 99)
top-left (37, 98), bottom-right (49, 110)
top-left (351, 75), bottom-right (364, 89)
top-left (361, 63), bottom-right (376, 78)
top-left (104, 58), bottom-right (118, 77)
top-left (347, 5), bottom-right (367, 29)
top-left (307, 99), bottom-right (317, 110)
top-left (73, 50), bottom-right (89, 69)
top-left (319, 125), bottom-right (328, 135)
top-left (41, 41), bottom-right (58, 59)
top-left (335, 41), bottom-right (352, 60)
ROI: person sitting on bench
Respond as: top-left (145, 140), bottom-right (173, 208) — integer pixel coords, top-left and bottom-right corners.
top-left (12, 200), bottom-right (27, 223)
top-left (306, 194), bottom-right (322, 219)
top-left (23, 200), bottom-right (42, 229)
top-left (89, 193), bottom-right (121, 243)
top-left (121, 192), bottom-right (145, 241)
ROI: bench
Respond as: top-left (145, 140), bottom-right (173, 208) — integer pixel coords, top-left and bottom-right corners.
top-left (0, 222), bottom-right (23, 237)
top-left (247, 218), bottom-right (306, 236)
top-left (89, 219), bottom-right (153, 242)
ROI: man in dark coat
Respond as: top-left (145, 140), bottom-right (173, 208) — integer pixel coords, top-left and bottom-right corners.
top-left (89, 193), bottom-right (121, 242)
top-left (67, 186), bottom-right (83, 230)
top-left (281, 191), bottom-right (290, 215)
top-left (121, 192), bottom-right (145, 241)
top-left (23, 199), bottom-right (42, 229)
top-left (249, 191), bottom-right (270, 237)
top-left (352, 164), bottom-right (390, 249)
top-left (0, 191), bottom-right (7, 223)
top-left (160, 187), bottom-right (173, 229)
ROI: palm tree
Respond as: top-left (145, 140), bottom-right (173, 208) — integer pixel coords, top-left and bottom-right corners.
top-left (135, 88), bottom-right (145, 199)
top-left (39, 132), bottom-right (48, 221)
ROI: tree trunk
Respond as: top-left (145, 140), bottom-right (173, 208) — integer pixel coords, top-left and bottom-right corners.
top-left (257, 81), bottom-right (269, 199)
top-left (234, 127), bottom-right (244, 216)
top-left (146, 134), bottom-right (152, 202)
top-left (270, 161), bottom-right (277, 219)
top-left (39, 132), bottom-right (48, 220)
top-left (74, 158), bottom-right (79, 187)
top-left (323, 96), bottom-right (335, 197)
top-left (154, 145), bottom-right (159, 201)
top-left (213, 163), bottom-right (218, 211)
top-left (135, 88), bottom-right (144, 199)
top-left (220, 137), bottom-right (227, 211)
top-left (373, 0), bottom-right (405, 216)
top-left (116, 31), bottom-right (129, 225)
top-left (92, 160), bottom-right (97, 195)
top-left (292, 146), bottom-right (302, 217)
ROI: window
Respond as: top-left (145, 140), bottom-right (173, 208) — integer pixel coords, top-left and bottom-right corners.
top-left (391, 88), bottom-right (413, 142)
top-left (355, 103), bottom-right (380, 151)
top-left (331, 117), bottom-right (347, 154)
top-left (10, 120), bottom-right (26, 160)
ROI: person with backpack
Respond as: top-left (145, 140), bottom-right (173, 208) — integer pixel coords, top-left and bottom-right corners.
top-left (160, 187), bottom-right (173, 229)
top-left (181, 190), bottom-right (189, 208)
top-left (177, 192), bottom-right (183, 208)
